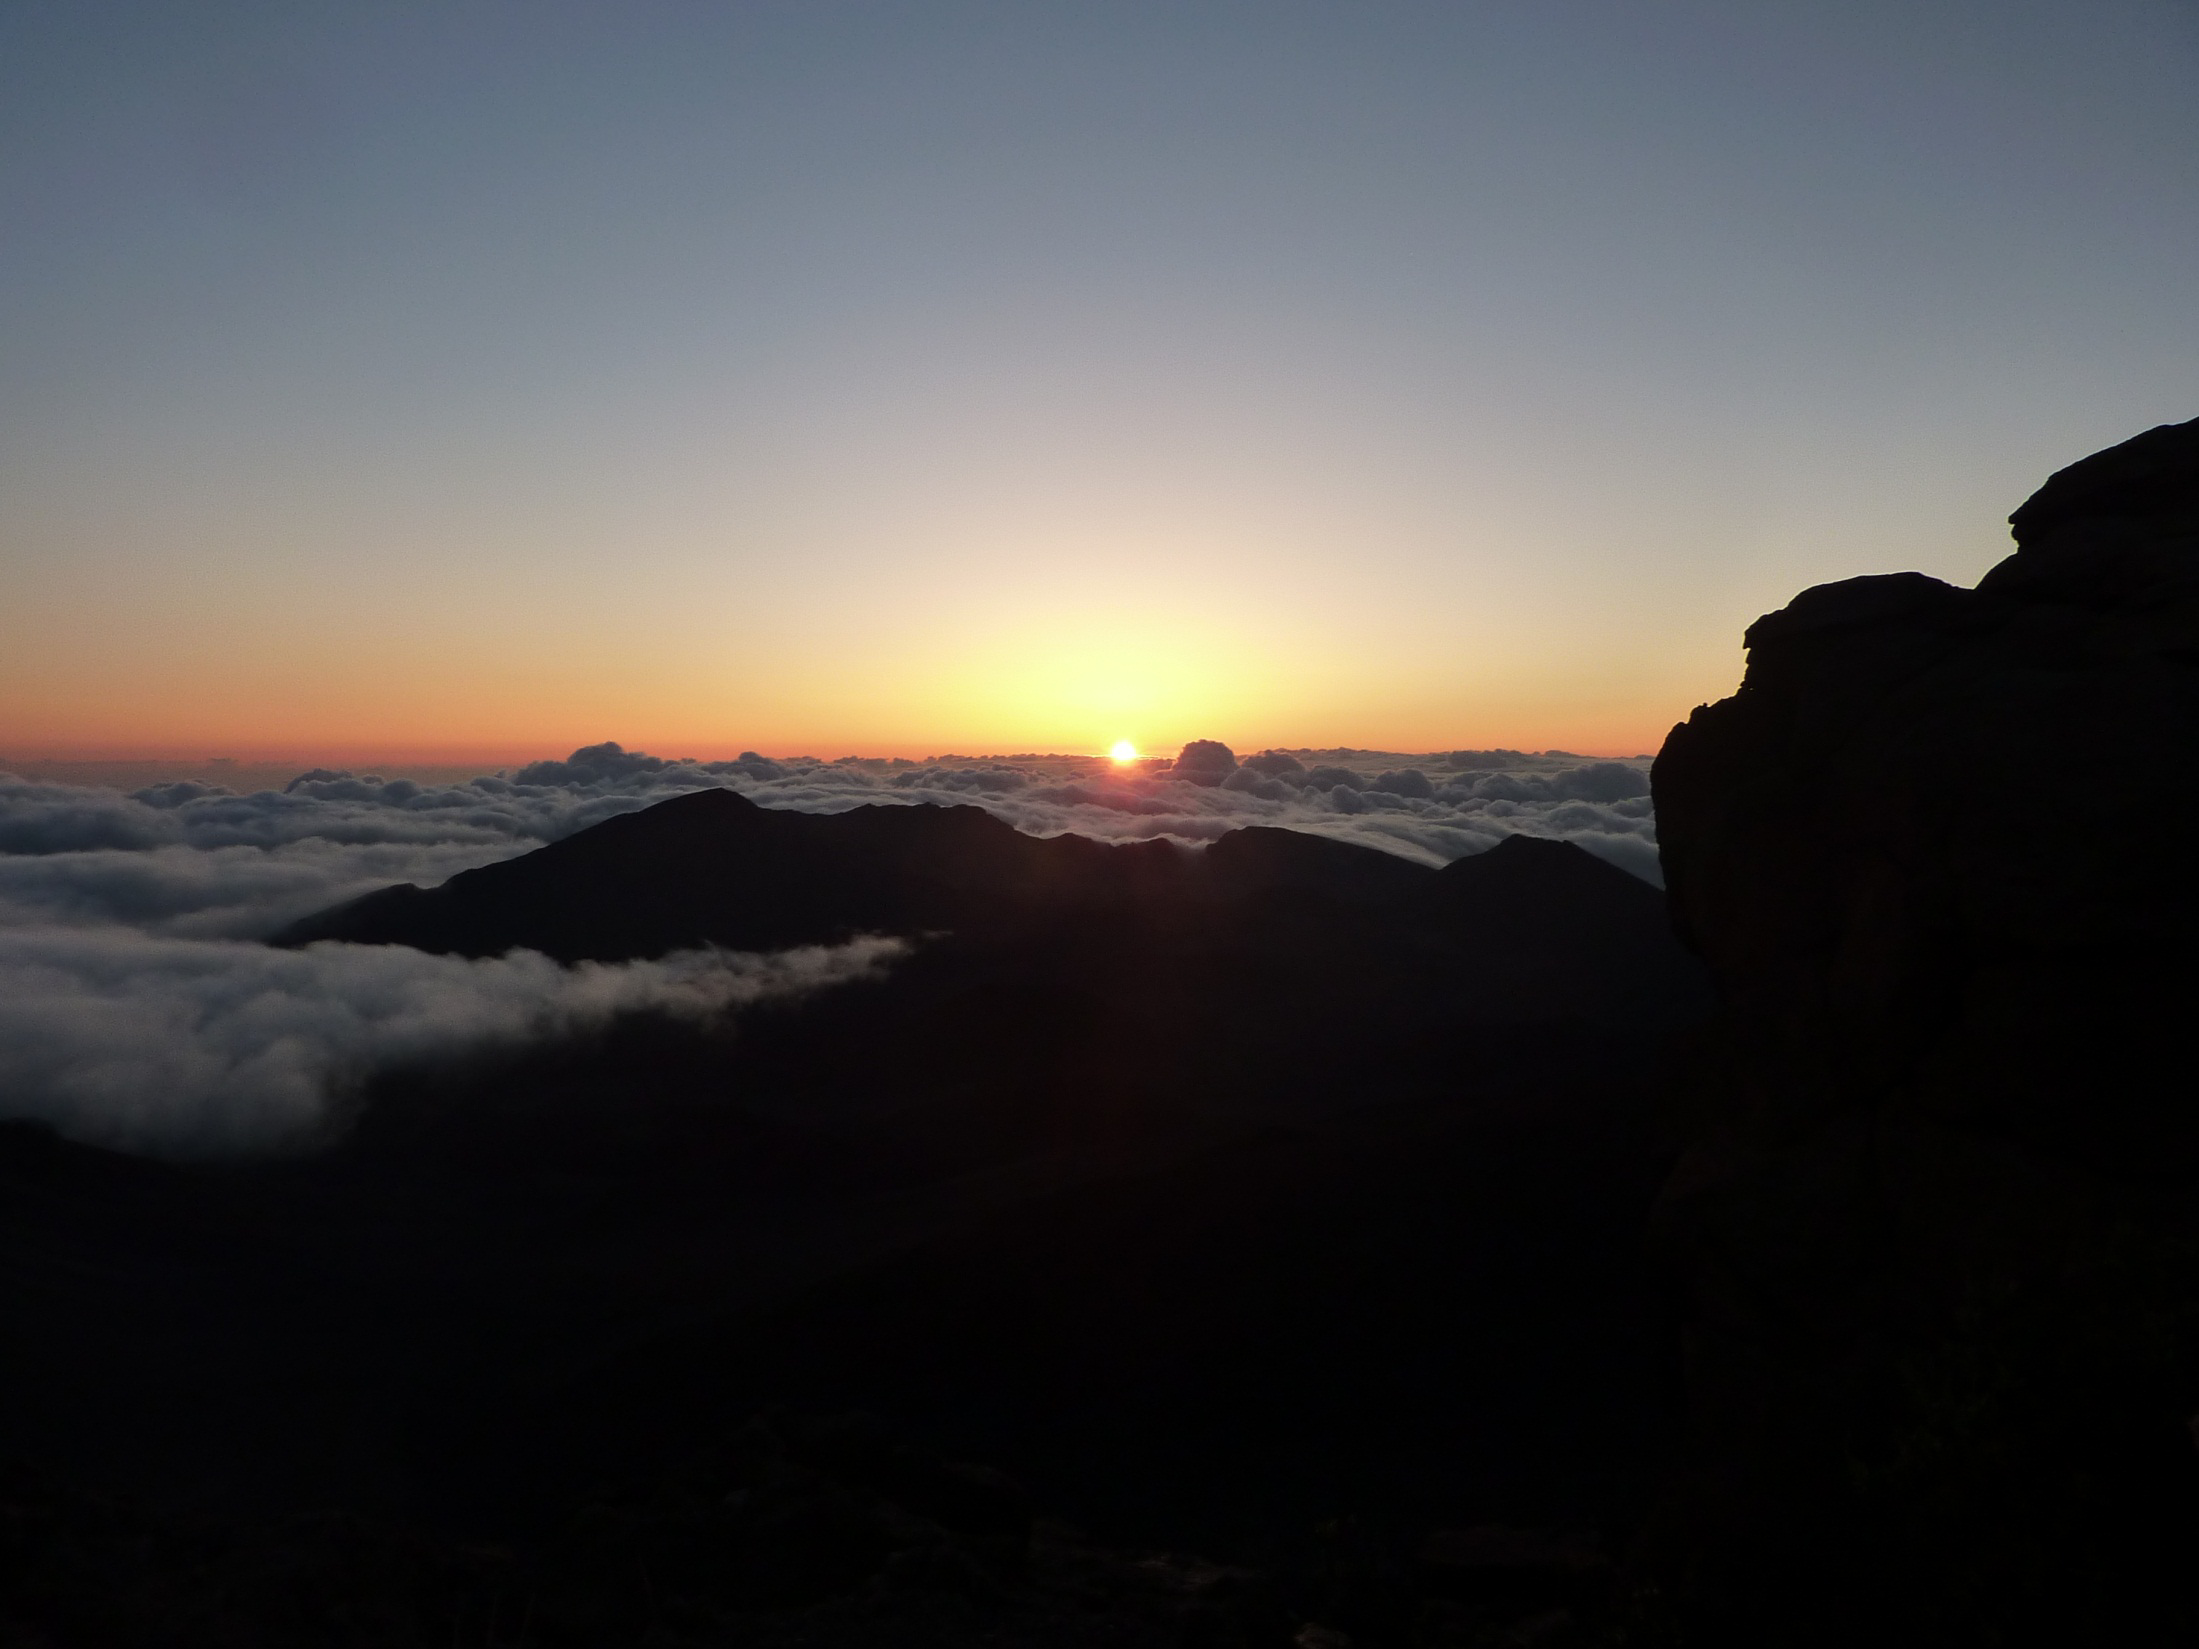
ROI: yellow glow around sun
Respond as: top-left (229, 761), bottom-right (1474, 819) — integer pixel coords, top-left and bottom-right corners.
top-left (1109, 740), bottom-right (1138, 764)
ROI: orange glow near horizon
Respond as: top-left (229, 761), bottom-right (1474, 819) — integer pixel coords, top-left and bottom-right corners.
top-left (0, 677), bottom-right (1716, 771)
top-left (0, 676), bottom-right (1711, 769)
top-left (0, 719), bottom-right (1690, 774)
top-left (0, 594), bottom-right (1737, 771)
top-left (3, 6), bottom-right (2165, 797)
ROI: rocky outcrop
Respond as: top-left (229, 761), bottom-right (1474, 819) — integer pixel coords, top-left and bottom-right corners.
top-left (1648, 419), bottom-right (2199, 1642)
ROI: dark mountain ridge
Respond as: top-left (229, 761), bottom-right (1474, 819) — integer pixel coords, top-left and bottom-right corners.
top-left (5, 805), bottom-right (1710, 1645)
top-left (279, 787), bottom-right (1160, 960)
top-left (277, 786), bottom-right (1658, 962)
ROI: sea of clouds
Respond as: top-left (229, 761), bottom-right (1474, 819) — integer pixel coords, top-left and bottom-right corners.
top-left (0, 740), bottom-right (1660, 1156)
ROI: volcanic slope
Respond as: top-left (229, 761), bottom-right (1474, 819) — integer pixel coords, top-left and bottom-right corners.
top-left (4, 801), bottom-right (1710, 1636)
top-left (282, 787), bottom-right (1698, 1031)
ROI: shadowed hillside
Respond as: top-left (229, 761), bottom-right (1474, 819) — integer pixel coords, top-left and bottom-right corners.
top-left (4, 808), bottom-right (1708, 1646)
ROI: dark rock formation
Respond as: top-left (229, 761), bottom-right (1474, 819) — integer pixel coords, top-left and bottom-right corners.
top-left (1649, 417), bottom-right (2199, 1643)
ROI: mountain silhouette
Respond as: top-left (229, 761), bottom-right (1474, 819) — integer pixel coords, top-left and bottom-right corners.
top-left (4, 799), bottom-right (1711, 1643)
top-left (278, 789), bottom-right (1706, 1041)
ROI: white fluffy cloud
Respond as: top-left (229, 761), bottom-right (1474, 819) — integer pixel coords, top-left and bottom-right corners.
top-left (0, 840), bottom-right (519, 939)
top-left (0, 929), bottom-right (904, 1157)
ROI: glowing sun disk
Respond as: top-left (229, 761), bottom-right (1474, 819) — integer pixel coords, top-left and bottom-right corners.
top-left (1109, 740), bottom-right (1138, 764)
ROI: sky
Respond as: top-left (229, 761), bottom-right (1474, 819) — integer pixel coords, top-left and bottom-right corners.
top-left (4, 0), bottom-right (2196, 763)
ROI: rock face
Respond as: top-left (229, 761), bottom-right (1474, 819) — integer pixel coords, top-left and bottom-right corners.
top-left (1649, 418), bottom-right (2199, 1641)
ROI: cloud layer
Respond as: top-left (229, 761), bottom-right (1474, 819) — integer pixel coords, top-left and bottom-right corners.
top-left (3, 741), bottom-right (1661, 924)
top-left (0, 931), bottom-right (904, 1158)
top-left (0, 740), bottom-right (1660, 1156)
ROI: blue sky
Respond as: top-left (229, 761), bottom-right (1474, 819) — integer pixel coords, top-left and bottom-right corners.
top-left (4, 1), bottom-right (2194, 757)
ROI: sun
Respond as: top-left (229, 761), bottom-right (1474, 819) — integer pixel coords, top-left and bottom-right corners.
top-left (1109, 740), bottom-right (1139, 764)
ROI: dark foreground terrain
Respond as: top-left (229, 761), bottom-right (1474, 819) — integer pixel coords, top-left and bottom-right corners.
top-left (4, 807), bottom-right (1705, 1645)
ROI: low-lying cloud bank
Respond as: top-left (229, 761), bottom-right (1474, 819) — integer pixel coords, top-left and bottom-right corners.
top-left (0, 740), bottom-right (1659, 1155)
top-left (2, 740), bottom-right (1659, 926)
top-left (0, 931), bottom-right (904, 1158)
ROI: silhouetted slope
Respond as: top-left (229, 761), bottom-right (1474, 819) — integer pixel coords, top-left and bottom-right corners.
top-left (5, 796), bottom-right (1716, 1645)
top-left (1200, 823), bottom-right (1431, 907)
top-left (1648, 416), bottom-right (2199, 1644)
top-left (1416, 834), bottom-right (1705, 1027)
top-left (279, 789), bottom-right (1475, 962)
top-left (278, 787), bottom-right (1154, 959)
top-left (1428, 832), bottom-right (1663, 931)
top-left (279, 790), bottom-right (1708, 1040)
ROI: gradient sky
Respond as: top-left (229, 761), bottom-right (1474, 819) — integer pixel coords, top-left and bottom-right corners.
top-left (3, 1), bottom-right (2195, 763)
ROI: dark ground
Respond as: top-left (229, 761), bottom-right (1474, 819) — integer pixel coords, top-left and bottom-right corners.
top-left (2, 800), bottom-right (1709, 1644)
